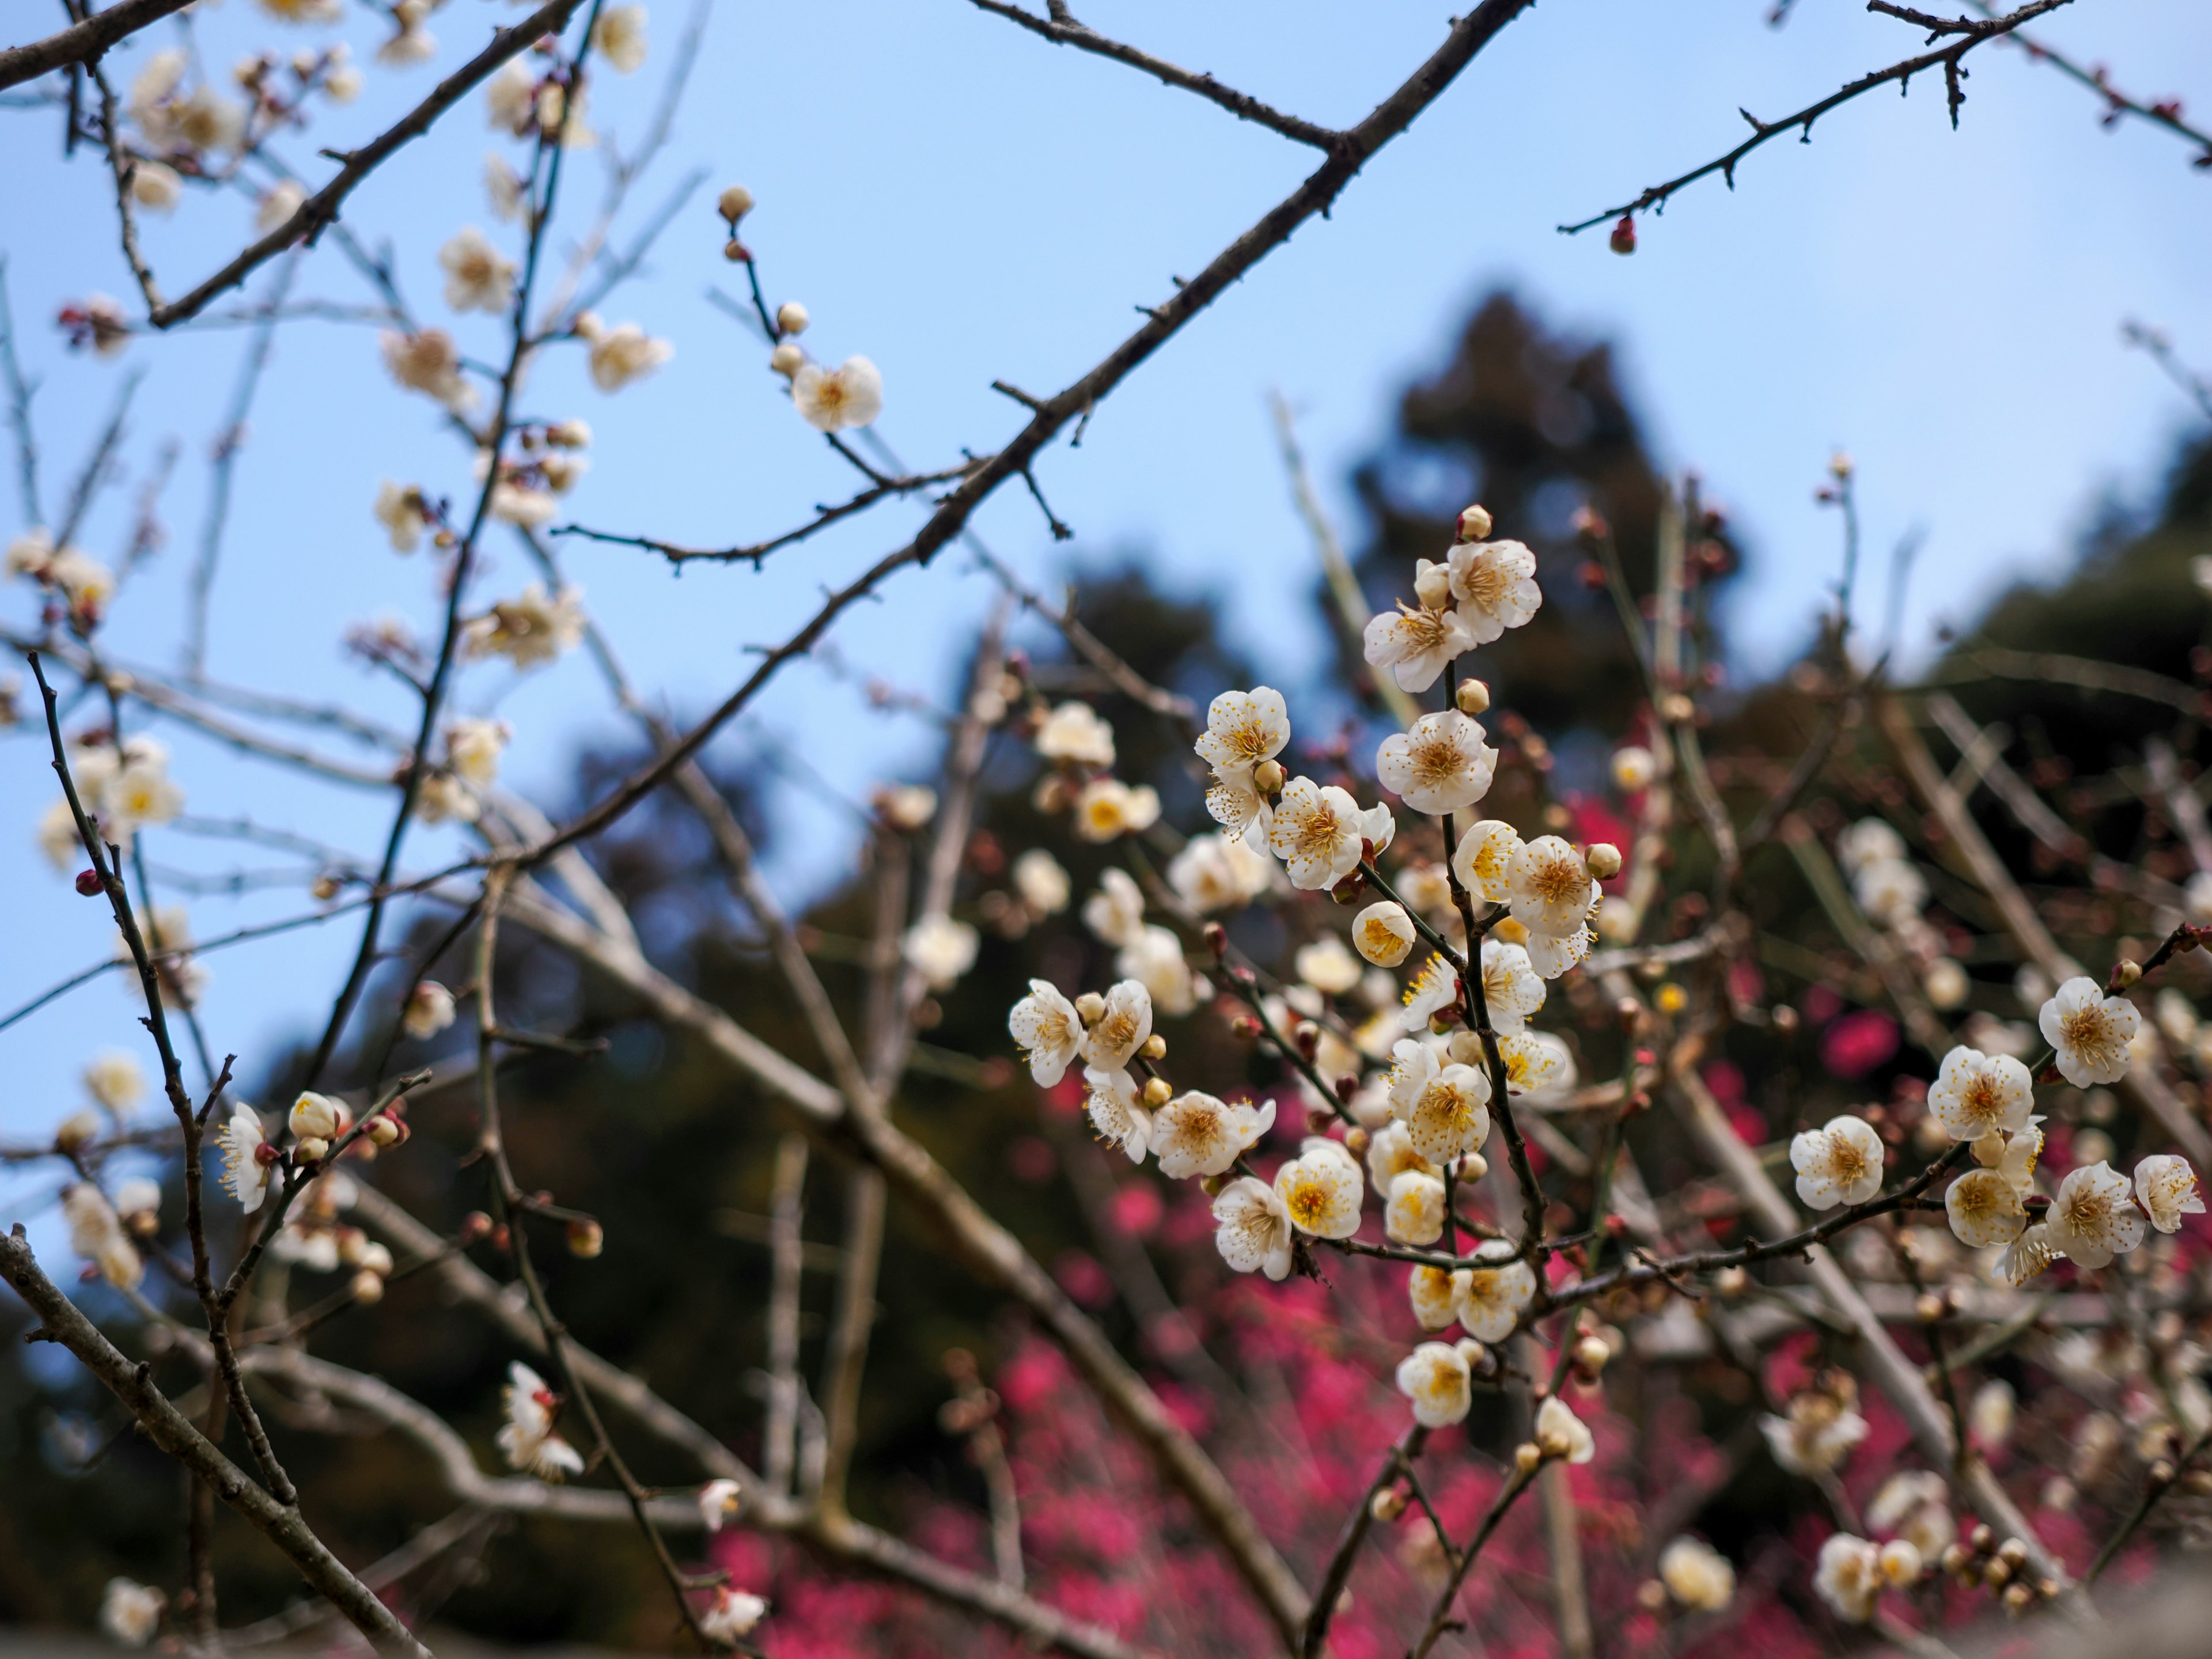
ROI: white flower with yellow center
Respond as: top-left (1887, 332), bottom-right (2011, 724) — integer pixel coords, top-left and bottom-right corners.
top-left (219, 1106), bottom-right (272, 1212)
top-left (592, 3), bottom-right (649, 72)
top-left (1072, 777), bottom-right (1160, 843)
top-left (1386, 1040), bottom-right (1491, 1164)
top-left (1362, 601), bottom-right (1474, 694)
top-left (1476, 940), bottom-right (1546, 1033)
top-left (1152, 1092), bottom-right (1272, 1179)
top-left (438, 226), bottom-right (516, 315)
top-left (1268, 777), bottom-right (1392, 891)
top-left (1082, 868), bottom-right (1146, 947)
top-left (1447, 537), bottom-right (1541, 643)
top-left (102, 755), bottom-right (182, 834)
top-left (1400, 953), bottom-right (1460, 1027)
top-left (1080, 979), bottom-right (1152, 1070)
top-left (1944, 1168), bottom-right (2027, 1249)
top-left (1972, 1118), bottom-right (2044, 1195)
top-left (1535, 1395), bottom-right (1594, 1463)
top-left (1211, 1176), bottom-right (1293, 1279)
top-left (1194, 687), bottom-right (1289, 788)
top-left (700, 1588), bottom-right (768, 1645)
top-left (1495, 1031), bottom-right (1567, 1097)
top-left (1352, 900), bottom-right (1416, 967)
top-left (498, 1361), bottom-right (584, 1480)
top-left (2135, 1153), bottom-right (2204, 1233)
top-left (1790, 1115), bottom-right (1884, 1209)
top-left (100, 1581), bottom-right (165, 1648)
top-left (1866, 1471), bottom-right (1953, 1559)
top-left (1408, 1264), bottom-right (1467, 1330)
top-left (2039, 977), bottom-right (2141, 1087)
top-left (1036, 700), bottom-right (1116, 768)
top-left (446, 717), bottom-right (509, 787)
top-left (1852, 857), bottom-right (1926, 927)
top-left (1012, 847), bottom-right (1070, 915)
top-left (588, 321), bottom-right (673, 393)
top-left (1365, 1116), bottom-right (1437, 1184)
top-left (1273, 1139), bottom-right (1364, 1238)
top-left (2047, 1160), bottom-right (2145, 1267)
top-left (791, 355), bottom-right (882, 430)
top-left (1813, 1534), bottom-right (1883, 1623)
top-left (1996, 1222), bottom-right (2057, 1285)
top-left (1376, 710), bottom-right (1498, 816)
top-left (374, 480), bottom-right (427, 552)
top-left (1658, 1537), bottom-right (1734, 1612)
top-left (1456, 1239), bottom-right (1535, 1342)
top-left (1396, 1340), bottom-right (1474, 1427)
top-left (1925, 1045), bottom-right (2033, 1142)
top-left (1451, 817), bottom-right (1521, 904)
top-left (63, 1184), bottom-right (141, 1289)
top-left (1168, 832), bottom-right (1273, 912)
top-left (1508, 835), bottom-right (1594, 938)
top-left (1836, 816), bottom-right (1906, 876)
top-left (902, 914), bottom-right (978, 991)
top-left (1117, 923), bottom-right (1200, 1017)
top-left (1082, 1066), bottom-right (1150, 1162)
top-left (290, 1090), bottom-right (347, 1144)
top-left (1611, 745), bottom-right (1656, 792)
top-left (1008, 979), bottom-right (1082, 1086)
top-left (1385, 1169), bottom-right (1448, 1245)
top-left (1296, 934), bottom-right (1363, 996)
top-left (381, 327), bottom-right (475, 411)
top-left (463, 582), bottom-right (586, 668)
top-left (1762, 1388), bottom-right (1867, 1476)
top-left (84, 1051), bottom-right (145, 1116)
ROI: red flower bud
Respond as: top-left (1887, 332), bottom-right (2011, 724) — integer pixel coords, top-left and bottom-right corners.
top-left (1609, 214), bottom-right (1637, 255)
top-left (75, 868), bottom-right (103, 896)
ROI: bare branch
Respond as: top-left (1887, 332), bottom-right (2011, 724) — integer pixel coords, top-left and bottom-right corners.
top-left (0, 0), bottom-right (195, 95)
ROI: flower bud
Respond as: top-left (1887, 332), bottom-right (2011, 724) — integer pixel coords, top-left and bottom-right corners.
top-left (1142, 1076), bottom-right (1172, 1108)
top-left (294, 1136), bottom-right (329, 1163)
top-left (310, 873), bottom-right (342, 902)
top-left (1457, 504), bottom-right (1493, 542)
top-left (1573, 1335), bottom-right (1610, 1377)
top-left (1455, 677), bottom-right (1490, 715)
top-left (1200, 1173), bottom-right (1229, 1198)
top-left (1940, 1543), bottom-right (1972, 1578)
top-left (1229, 1014), bottom-right (1262, 1040)
top-left (2002, 1582), bottom-right (2033, 1616)
top-left (350, 1270), bottom-right (385, 1305)
top-left (253, 1141), bottom-right (282, 1167)
top-left (770, 340), bottom-right (805, 377)
top-left (55, 1111), bottom-right (99, 1153)
top-left (1878, 1540), bottom-right (1923, 1586)
top-left (723, 237), bottom-right (749, 262)
top-left (567, 1217), bottom-right (605, 1258)
top-left (1414, 559), bottom-right (1452, 610)
top-left (76, 868), bottom-right (103, 896)
top-left (1252, 759), bottom-right (1285, 796)
top-left (1369, 1487), bottom-right (1407, 1522)
top-left (1659, 691), bottom-right (1695, 724)
top-left (1075, 991), bottom-right (1107, 1025)
top-left (1139, 1034), bottom-right (1166, 1062)
top-left (1334, 1073), bottom-right (1358, 1104)
top-left (1457, 1150), bottom-right (1487, 1181)
top-left (1584, 842), bottom-right (1622, 881)
top-left (775, 301), bottom-right (809, 336)
top-left (1714, 1266), bottom-right (1747, 1299)
top-left (459, 1210), bottom-right (494, 1243)
top-left (1995, 1538), bottom-right (2029, 1571)
top-left (1513, 1441), bottom-right (1543, 1474)
top-left (2112, 959), bottom-right (2142, 988)
top-left (1304, 1107), bottom-right (1335, 1136)
top-left (1331, 869), bottom-right (1369, 906)
top-left (1344, 1126), bottom-right (1370, 1158)
top-left (1983, 1556), bottom-right (2012, 1589)
top-left (1608, 214), bottom-right (1636, 255)
top-left (717, 183), bottom-right (755, 222)
top-left (1202, 921), bottom-right (1228, 959)
top-left (290, 1090), bottom-right (344, 1142)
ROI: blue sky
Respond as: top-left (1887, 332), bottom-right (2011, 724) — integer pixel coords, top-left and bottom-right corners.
top-left (3, 0), bottom-right (2210, 1198)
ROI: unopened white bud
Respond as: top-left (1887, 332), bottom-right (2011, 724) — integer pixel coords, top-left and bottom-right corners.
top-left (1457, 504), bottom-right (1493, 543)
top-left (1585, 843), bottom-right (1622, 881)
top-left (1074, 991), bottom-right (1107, 1025)
top-left (349, 1270), bottom-right (385, 1305)
top-left (1455, 678), bottom-right (1490, 715)
top-left (1414, 559), bottom-right (1452, 611)
top-left (775, 301), bottom-right (809, 336)
top-left (769, 341), bottom-right (805, 377)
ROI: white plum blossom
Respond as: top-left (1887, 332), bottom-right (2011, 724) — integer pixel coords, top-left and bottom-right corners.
top-left (1009, 980), bottom-right (1082, 1086)
top-left (290, 1090), bottom-right (346, 1144)
top-left (903, 914), bottom-right (979, 991)
top-left (1194, 687), bottom-right (1289, 793)
top-left (1385, 1169), bottom-right (1448, 1245)
top-left (446, 717), bottom-right (509, 787)
top-left (1790, 1115), bottom-right (1885, 1209)
top-left (100, 1580), bottom-right (165, 1647)
top-left (1387, 1039), bottom-right (1490, 1164)
top-left (255, 179), bottom-right (306, 234)
top-left (1452, 817), bottom-right (1520, 904)
top-left (698, 1478), bottom-right (741, 1531)
top-left (1867, 1470), bottom-right (1954, 1560)
top-left (464, 583), bottom-right (585, 667)
top-left (1117, 923), bottom-right (1200, 1017)
top-left (1295, 935), bottom-right (1363, 996)
top-left (1011, 848), bottom-right (1070, 915)
top-left (1836, 817), bottom-right (1907, 877)
top-left (700, 1588), bottom-right (768, 1646)
top-left (1852, 857), bottom-right (1926, 927)
top-left (1496, 1030), bottom-right (1569, 1096)
top-left (791, 356), bottom-right (882, 430)
top-left (130, 161), bottom-right (181, 214)
top-left (1268, 777), bottom-right (1393, 892)
top-left (1274, 1139), bottom-right (1364, 1239)
top-left (1376, 710), bottom-right (1498, 815)
top-left (63, 1184), bottom-right (141, 1289)
top-left (1945, 1168), bottom-right (2028, 1249)
top-left (1456, 1239), bottom-right (1535, 1342)
top-left (1353, 900), bottom-right (1416, 967)
top-left (2039, 978), bottom-right (2141, 1087)
top-left (1080, 980), bottom-right (1152, 1071)
top-left (486, 56), bottom-right (538, 134)
top-left (1396, 1340), bottom-right (1474, 1427)
top-left (1763, 1387), bottom-right (1868, 1477)
top-left (498, 1361), bottom-right (584, 1480)
top-left (1477, 940), bottom-right (1546, 1033)
top-left (1658, 1537), bottom-right (1735, 1612)
top-left (1408, 1263), bottom-right (1465, 1331)
top-left (1401, 953), bottom-right (1460, 1028)
top-left (403, 979), bottom-right (457, 1040)
top-left (1035, 700), bottom-right (1116, 768)
top-left (438, 226), bottom-right (516, 313)
top-left (2046, 1160), bottom-right (2146, 1268)
top-left (1925, 1046), bottom-right (2034, 1142)
top-left (1167, 832), bottom-right (1273, 913)
top-left (592, 3), bottom-right (649, 72)
top-left (1211, 1176), bottom-right (1293, 1279)
top-left (587, 321), bottom-right (673, 392)
top-left (1362, 601), bottom-right (1474, 694)
top-left (2134, 1153), bottom-right (2204, 1233)
top-left (1448, 537), bottom-right (1541, 642)
top-left (374, 481), bottom-right (429, 552)
top-left (1152, 1092), bottom-right (1273, 1179)
top-left (1611, 745), bottom-right (1656, 792)
top-left (1083, 1065), bottom-right (1150, 1162)
top-left (1535, 1395), bottom-right (1594, 1464)
top-left (1997, 1222), bottom-right (2058, 1286)
top-left (1082, 869), bottom-right (1147, 946)
top-left (382, 327), bottom-right (474, 410)
top-left (1365, 1120), bottom-right (1436, 1190)
top-left (1072, 777), bottom-right (1160, 843)
top-left (1813, 1534), bottom-right (1883, 1623)
top-left (1508, 835), bottom-right (1594, 938)
top-left (84, 1051), bottom-right (145, 1115)
top-left (219, 1107), bottom-right (272, 1212)
top-left (111, 1180), bottom-right (160, 1225)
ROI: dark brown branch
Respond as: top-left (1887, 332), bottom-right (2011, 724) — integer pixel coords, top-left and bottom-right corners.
top-left (0, 0), bottom-right (195, 94)
top-left (964, 0), bottom-right (1340, 149)
top-left (1301, 1429), bottom-right (1426, 1657)
top-left (1967, 0), bottom-right (2212, 165)
top-left (1558, 0), bottom-right (2077, 234)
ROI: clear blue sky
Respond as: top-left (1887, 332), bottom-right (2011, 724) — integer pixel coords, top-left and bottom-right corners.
top-left (3, 0), bottom-right (2210, 1197)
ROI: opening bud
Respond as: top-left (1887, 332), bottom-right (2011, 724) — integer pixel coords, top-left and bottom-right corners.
top-left (1457, 503), bottom-right (1493, 543)
top-left (723, 238), bottom-right (751, 263)
top-left (1513, 1441), bottom-right (1543, 1474)
top-left (1141, 1076), bottom-right (1172, 1108)
top-left (1369, 1487), bottom-right (1407, 1522)
top-left (2112, 959), bottom-right (2142, 988)
top-left (1572, 1335), bottom-right (1610, 1377)
top-left (1584, 842), bottom-right (1622, 880)
top-left (1074, 991), bottom-right (1107, 1025)
top-left (294, 1137), bottom-right (329, 1164)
